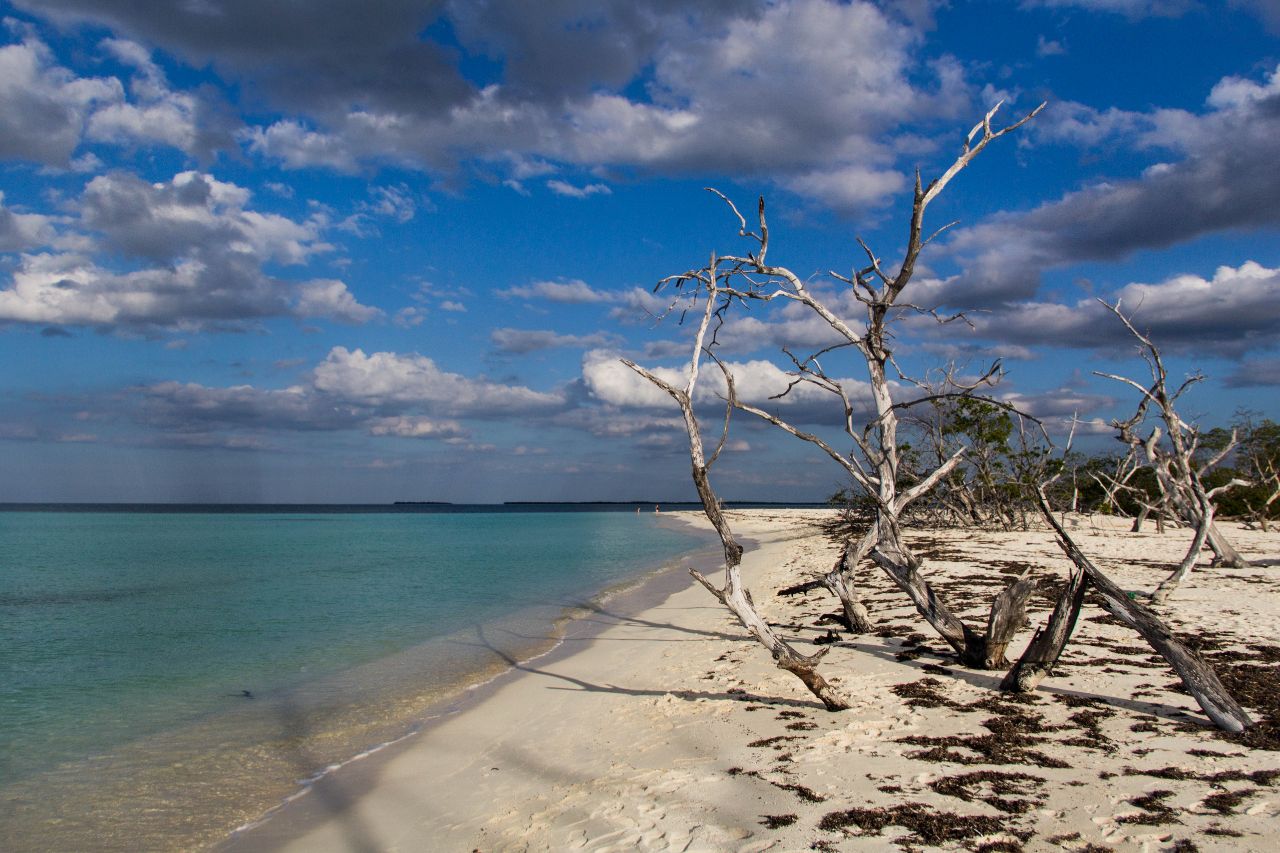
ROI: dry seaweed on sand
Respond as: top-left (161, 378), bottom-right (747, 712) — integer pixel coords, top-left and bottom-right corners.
top-left (818, 802), bottom-right (1008, 846)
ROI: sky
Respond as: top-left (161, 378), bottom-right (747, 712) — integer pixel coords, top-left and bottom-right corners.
top-left (0, 0), bottom-right (1277, 503)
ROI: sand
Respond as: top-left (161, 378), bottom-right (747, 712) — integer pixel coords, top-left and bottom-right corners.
top-left (220, 509), bottom-right (1279, 852)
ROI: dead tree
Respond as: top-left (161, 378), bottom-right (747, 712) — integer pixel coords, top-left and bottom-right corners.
top-left (1096, 301), bottom-right (1251, 600)
top-left (1081, 448), bottom-right (1165, 531)
top-left (1002, 486), bottom-right (1253, 732)
top-left (622, 106), bottom-right (1254, 733)
top-left (997, 443), bottom-right (1253, 733)
top-left (1234, 417), bottom-right (1280, 532)
top-left (638, 102), bottom-right (1045, 669)
top-left (622, 258), bottom-right (849, 711)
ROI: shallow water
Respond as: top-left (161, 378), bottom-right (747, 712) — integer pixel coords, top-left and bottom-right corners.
top-left (0, 507), bottom-right (706, 851)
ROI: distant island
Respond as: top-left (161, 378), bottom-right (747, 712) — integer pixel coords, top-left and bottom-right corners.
top-left (501, 500), bottom-right (830, 507)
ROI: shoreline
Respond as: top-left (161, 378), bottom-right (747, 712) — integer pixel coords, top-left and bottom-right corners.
top-left (0, 511), bottom-right (716, 853)
top-left (221, 516), bottom-right (728, 846)
top-left (220, 509), bottom-right (1278, 852)
top-left (218, 511), bottom-right (732, 850)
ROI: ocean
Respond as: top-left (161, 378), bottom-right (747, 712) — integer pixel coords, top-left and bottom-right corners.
top-left (0, 505), bottom-right (715, 851)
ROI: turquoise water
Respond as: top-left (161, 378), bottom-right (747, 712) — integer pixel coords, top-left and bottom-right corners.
top-left (0, 507), bottom-right (706, 850)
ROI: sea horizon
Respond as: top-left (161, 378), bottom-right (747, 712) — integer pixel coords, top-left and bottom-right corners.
top-left (0, 500), bottom-right (831, 511)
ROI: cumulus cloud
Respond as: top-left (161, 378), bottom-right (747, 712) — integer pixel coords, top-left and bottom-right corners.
top-left (295, 279), bottom-right (382, 324)
top-left (579, 348), bottom-right (873, 424)
top-left (490, 328), bottom-right (621, 354)
top-left (0, 29), bottom-right (120, 165)
top-left (0, 191), bottom-right (58, 251)
top-left (30, 0), bottom-right (975, 213)
top-left (497, 278), bottom-right (614, 304)
top-left (0, 171), bottom-right (378, 331)
top-left (240, 120), bottom-right (359, 171)
top-left (86, 38), bottom-right (237, 158)
top-left (81, 170), bottom-right (328, 264)
top-left (940, 64), bottom-right (1280, 305)
top-left (124, 345), bottom-right (564, 446)
top-left (783, 165), bottom-right (906, 212)
top-left (969, 261), bottom-right (1280, 356)
top-left (312, 347), bottom-right (564, 415)
top-left (13, 0), bottom-right (470, 118)
top-left (0, 28), bottom-right (237, 165)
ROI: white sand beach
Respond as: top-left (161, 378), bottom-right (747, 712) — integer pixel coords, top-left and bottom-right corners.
top-left (222, 509), bottom-right (1279, 852)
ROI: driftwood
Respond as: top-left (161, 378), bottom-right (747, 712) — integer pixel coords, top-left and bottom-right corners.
top-left (1001, 490), bottom-right (1252, 733)
top-left (870, 523), bottom-right (1035, 668)
top-left (1001, 566), bottom-right (1089, 693)
top-left (623, 259), bottom-right (848, 710)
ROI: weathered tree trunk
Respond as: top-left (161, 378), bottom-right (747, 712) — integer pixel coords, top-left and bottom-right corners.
top-left (869, 520), bottom-right (1036, 669)
top-left (870, 528), bottom-right (985, 665)
top-left (1098, 306), bottom-right (1250, 577)
top-left (1037, 499), bottom-right (1252, 732)
top-left (1131, 504), bottom-right (1150, 533)
top-left (1152, 496), bottom-right (1214, 604)
top-left (623, 297), bottom-right (850, 710)
top-left (693, 571), bottom-right (848, 710)
top-left (824, 531), bottom-right (875, 634)
top-left (983, 570), bottom-right (1036, 668)
top-left (1204, 521), bottom-right (1246, 568)
top-left (824, 563), bottom-right (873, 634)
top-left (1001, 568), bottom-right (1089, 693)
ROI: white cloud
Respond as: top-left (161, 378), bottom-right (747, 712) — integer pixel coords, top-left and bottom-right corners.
top-left (491, 328), bottom-right (621, 354)
top-left (0, 171), bottom-right (378, 331)
top-left (580, 348), bottom-right (871, 422)
top-left (126, 346), bottom-right (565, 445)
top-left (784, 165), bottom-right (906, 212)
top-left (229, 1), bottom-right (974, 213)
top-left (0, 32), bottom-right (120, 165)
top-left (945, 64), bottom-right (1280, 305)
top-left (82, 170), bottom-right (328, 264)
top-left (0, 191), bottom-right (58, 251)
top-left (86, 39), bottom-right (206, 154)
top-left (546, 180), bottom-right (612, 198)
top-left (0, 31), bottom-right (234, 164)
top-left (498, 278), bottom-right (613, 304)
top-left (312, 347), bottom-right (564, 415)
top-left (972, 261), bottom-right (1280, 356)
top-left (295, 279), bottom-right (382, 324)
top-left (367, 416), bottom-right (468, 439)
top-left (240, 120), bottom-right (359, 172)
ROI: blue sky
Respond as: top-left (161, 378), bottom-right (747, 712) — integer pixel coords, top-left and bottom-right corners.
top-left (0, 0), bottom-right (1277, 503)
